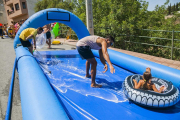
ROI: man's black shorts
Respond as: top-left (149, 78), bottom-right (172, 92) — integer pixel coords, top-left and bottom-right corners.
top-left (76, 46), bottom-right (94, 59)
top-left (46, 31), bottom-right (51, 39)
top-left (20, 38), bottom-right (31, 47)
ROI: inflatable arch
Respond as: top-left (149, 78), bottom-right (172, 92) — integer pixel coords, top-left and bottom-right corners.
top-left (14, 8), bottom-right (90, 120)
top-left (14, 8), bottom-right (90, 48)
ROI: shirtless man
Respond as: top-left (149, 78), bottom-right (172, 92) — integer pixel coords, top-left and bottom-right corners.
top-left (76, 35), bottom-right (115, 88)
top-left (43, 24), bottom-right (51, 48)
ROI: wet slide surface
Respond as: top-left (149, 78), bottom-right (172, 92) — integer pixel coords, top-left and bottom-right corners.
top-left (35, 50), bottom-right (180, 120)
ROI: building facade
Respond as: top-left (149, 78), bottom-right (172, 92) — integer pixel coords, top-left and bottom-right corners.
top-left (0, 0), bottom-right (7, 24)
top-left (3, 0), bottom-right (40, 25)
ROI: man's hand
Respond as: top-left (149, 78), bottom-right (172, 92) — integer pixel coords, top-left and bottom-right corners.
top-left (33, 46), bottom-right (36, 50)
top-left (110, 65), bottom-right (115, 74)
top-left (103, 64), bottom-right (108, 73)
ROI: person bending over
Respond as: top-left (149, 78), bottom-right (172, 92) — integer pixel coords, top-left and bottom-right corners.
top-left (19, 27), bottom-right (43, 54)
top-left (76, 35), bottom-right (115, 88)
top-left (43, 24), bottom-right (51, 49)
top-left (133, 67), bottom-right (165, 93)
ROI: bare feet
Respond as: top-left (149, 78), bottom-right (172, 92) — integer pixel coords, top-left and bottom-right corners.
top-left (91, 83), bottom-right (102, 88)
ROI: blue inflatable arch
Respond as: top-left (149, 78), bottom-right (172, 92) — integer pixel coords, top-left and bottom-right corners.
top-left (14, 8), bottom-right (90, 120)
top-left (14, 8), bottom-right (90, 48)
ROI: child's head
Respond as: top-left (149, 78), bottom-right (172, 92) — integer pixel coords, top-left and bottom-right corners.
top-left (143, 71), bottom-right (152, 82)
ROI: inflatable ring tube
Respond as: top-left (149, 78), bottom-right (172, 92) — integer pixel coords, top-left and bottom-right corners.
top-left (92, 49), bottom-right (180, 87)
top-left (122, 74), bottom-right (180, 108)
top-left (15, 46), bottom-right (69, 120)
top-left (52, 40), bottom-right (61, 45)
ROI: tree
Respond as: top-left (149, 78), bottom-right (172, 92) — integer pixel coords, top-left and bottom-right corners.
top-left (34, 0), bottom-right (76, 13)
top-left (169, 3), bottom-right (171, 14)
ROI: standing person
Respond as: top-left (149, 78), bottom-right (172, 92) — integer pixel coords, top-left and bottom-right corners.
top-left (76, 35), bottom-right (115, 88)
top-left (3, 24), bottom-right (8, 36)
top-left (10, 21), bottom-right (16, 38)
top-left (0, 24), bottom-right (4, 39)
top-left (43, 24), bottom-right (52, 49)
top-left (14, 22), bottom-right (20, 35)
top-left (19, 27), bottom-right (43, 54)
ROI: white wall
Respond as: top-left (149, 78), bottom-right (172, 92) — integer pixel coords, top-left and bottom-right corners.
top-left (26, 0), bottom-right (42, 17)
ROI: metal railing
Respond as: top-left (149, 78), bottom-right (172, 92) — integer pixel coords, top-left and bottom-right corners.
top-left (95, 28), bottom-right (180, 60)
top-left (60, 26), bottom-right (77, 39)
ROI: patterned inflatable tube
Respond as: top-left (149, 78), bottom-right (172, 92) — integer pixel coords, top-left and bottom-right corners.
top-left (122, 74), bottom-right (180, 108)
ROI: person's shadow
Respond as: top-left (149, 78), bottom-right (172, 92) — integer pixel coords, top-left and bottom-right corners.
top-left (95, 77), bottom-right (123, 91)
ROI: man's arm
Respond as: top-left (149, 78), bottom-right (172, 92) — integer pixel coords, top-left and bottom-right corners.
top-left (101, 40), bottom-right (115, 73)
top-left (33, 36), bottom-right (36, 49)
top-left (99, 49), bottom-right (108, 73)
top-left (99, 49), bottom-right (106, 65)
top-left (25, 34), bottom-right (34, 41)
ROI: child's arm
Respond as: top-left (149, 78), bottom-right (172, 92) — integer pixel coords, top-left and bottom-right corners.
top-left (152, 84), bottom-right (165, 93)
top-left (133, 79), bottom-right (143, 89)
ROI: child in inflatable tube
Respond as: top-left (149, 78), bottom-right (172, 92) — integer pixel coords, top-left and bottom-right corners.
top-left (133, 67), bottom-right (166, 93)
top-left (19, 27), bottom-right (43, 54)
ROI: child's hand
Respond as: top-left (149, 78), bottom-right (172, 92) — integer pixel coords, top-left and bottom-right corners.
top-left (160, 85), bottom-right (166, 92)
top-left (133, 79), bottom-right (137, 83)
top-left (146, 67), bottom-right (151, 73)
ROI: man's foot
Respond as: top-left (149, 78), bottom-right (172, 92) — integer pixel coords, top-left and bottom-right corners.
top-left (91, 83), bottom-right (102, 88)
top-left (47, 46), bottom-right (51, 49)
top-left (1, 37), bottom-right (4, 39)
top-left (85, 74), bottom-right (91, 78)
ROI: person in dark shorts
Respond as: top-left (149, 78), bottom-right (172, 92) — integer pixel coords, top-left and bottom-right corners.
top-left (76, 35), bottom-right (115, 88)
top-left (0, 25), bottom-right (4, 39)
top-left (19, 27), bottom-right (43, 54)
top-left (43, 24), bottom-right (51, 49)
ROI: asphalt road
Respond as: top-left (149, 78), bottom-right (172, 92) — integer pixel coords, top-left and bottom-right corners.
top-left (0, 37), bottom-right (76, 120)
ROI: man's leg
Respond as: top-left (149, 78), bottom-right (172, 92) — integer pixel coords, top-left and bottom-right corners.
top-left (46, 40), bottom-right (49, 48)
top-left (48, 38), bottom-right (51, 48)
top-left (87, 58), bottom-right (102, 88)
top-left (85, 61), bottom-right (90, 77)
top-left (28, 45), bottom-right (33, 54)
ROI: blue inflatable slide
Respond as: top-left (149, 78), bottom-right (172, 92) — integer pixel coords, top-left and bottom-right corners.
top-left (14, 8), bottom-right (180, 120)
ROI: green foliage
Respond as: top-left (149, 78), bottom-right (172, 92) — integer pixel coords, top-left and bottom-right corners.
top-left (34, 0), bottom-right (180, 60)
top-left (167, 1), bottom-right (180, 15)
top-left (34, 0), bottom-right (75, 13)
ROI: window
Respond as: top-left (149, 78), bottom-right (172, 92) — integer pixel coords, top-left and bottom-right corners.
top-left (7, 10), bottom-right (9, 15)
top-left (15, 3), bottom-right (19, 11)
top-left (22, 2), bottom-right (26, 9)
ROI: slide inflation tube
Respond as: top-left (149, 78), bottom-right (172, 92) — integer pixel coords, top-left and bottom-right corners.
top-left (92, 49), bottom-right (180, 87)
top-left (122, 74), bottom-right (180, 108)
top-left (15, 46), bottom-right (69, 120)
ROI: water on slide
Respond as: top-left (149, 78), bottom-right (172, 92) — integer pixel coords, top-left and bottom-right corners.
top-left (34, 50), bottom-right (180, 120)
